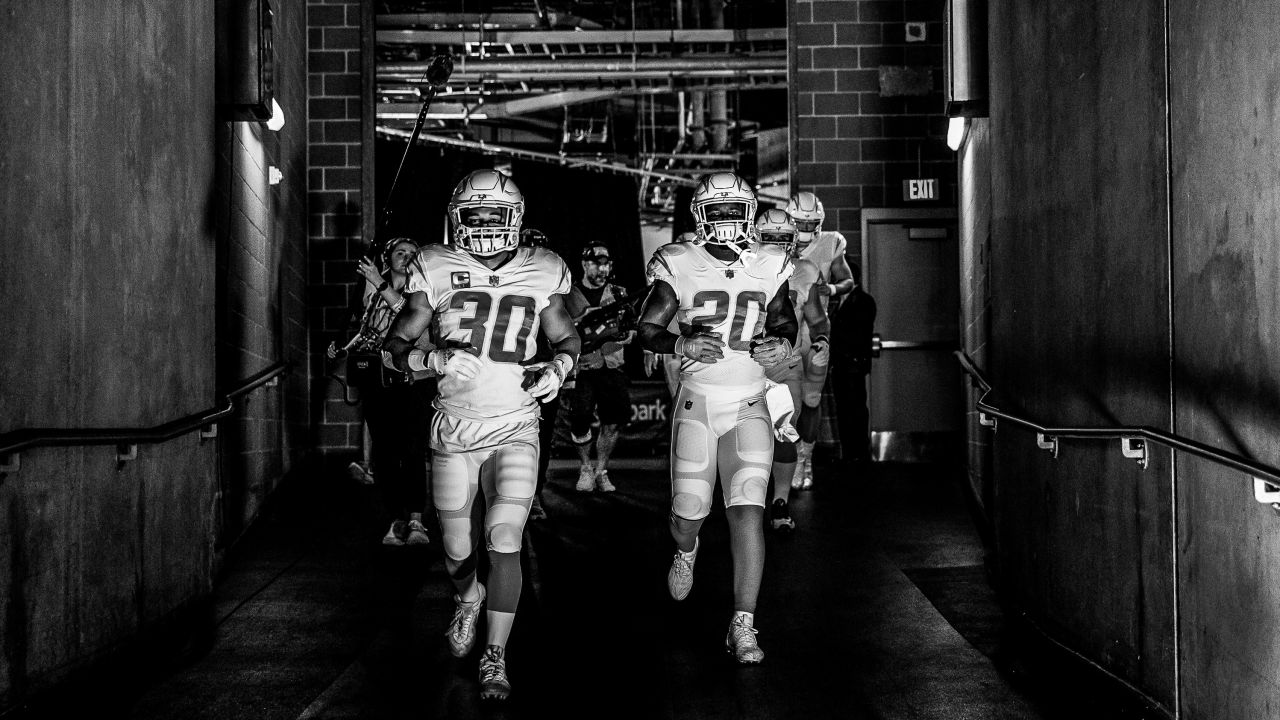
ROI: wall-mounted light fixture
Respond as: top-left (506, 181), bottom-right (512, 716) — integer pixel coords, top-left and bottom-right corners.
top-left (265, 98), bottom-right (285, 131)
top-left (946, 117), bottom-right (969, 151)
top-left (944, 0), bottom-right (988, 119)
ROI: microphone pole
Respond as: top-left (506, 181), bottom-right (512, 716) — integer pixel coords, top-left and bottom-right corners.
top-left (376, 53), bottom-right (454, 246)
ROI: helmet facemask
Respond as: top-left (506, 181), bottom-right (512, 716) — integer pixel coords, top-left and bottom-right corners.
top-left (451, 203), bottom-right (522, 256)
top-left (785, 191), bottom-right (824, 250)
top-left (754, 208), bottom-right (799, 254)
top-left (447, 169), bottom-right (525, 256)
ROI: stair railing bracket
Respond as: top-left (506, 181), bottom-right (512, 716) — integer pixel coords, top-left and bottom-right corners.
top-left (1036, 433), bottom-right (1059, 459)
top-left (1121, 437), bottom-right (1148, 469)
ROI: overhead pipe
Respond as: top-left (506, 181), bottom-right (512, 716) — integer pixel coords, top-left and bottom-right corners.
top-left (707, 0), bottom-right (730, 153)
top-left (380, 56), bottom-right (784, 82)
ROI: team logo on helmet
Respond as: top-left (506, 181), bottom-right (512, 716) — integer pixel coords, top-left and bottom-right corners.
top-left (448, 169), bottom-right (525, 256)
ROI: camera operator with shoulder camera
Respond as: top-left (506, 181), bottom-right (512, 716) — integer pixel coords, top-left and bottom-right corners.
top-left (564, 242), bottom-right (635, 493)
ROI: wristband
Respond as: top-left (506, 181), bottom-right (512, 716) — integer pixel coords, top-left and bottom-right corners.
top-left (407, 348), bottom-right (428, 372)
top-left (812, 334), bottom-right (829, 347)
top-left (377, 280), bottom-right (390, 292)
top-left (827, 283), bottom-right (839, 297)
top-left (552, 352), bottom-right (575, 379)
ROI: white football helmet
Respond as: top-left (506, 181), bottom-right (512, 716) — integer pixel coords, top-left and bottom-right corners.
top-left (754, 208), bottom-right (798, 253)
top-left (690, 172), bottom-right (757, 252)
top-left (785, 191), bottom-right (824, 249)
top-left (447, 169), bottom-right (525, 256)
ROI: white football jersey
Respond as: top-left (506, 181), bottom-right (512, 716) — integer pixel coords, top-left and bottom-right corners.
top-left (788, 257), bottom-right (821, 356)
top-left (800, 230), bottom-right (847, 310)
top-left (406, 244), bottom-right (571, 423)
top-left (647, 241), bottom-right (793, 392)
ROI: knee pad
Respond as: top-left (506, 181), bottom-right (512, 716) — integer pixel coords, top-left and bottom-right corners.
top-left (726, 468), bottom-right (769, 507)
top-left (671, 490), bottom-right (710, 521)
top-left (802, 388), bottom-right (823, 408)
top-left (439, 518), bottom-right (474, 561)
top-left (570, 430), bottom-right (593, 445)
top-left (774, 440), bottom-right (797, 463)
top-left (487, 523), bottom-right (523, 553)
top-left (485, 499), bottom-right (529, 553)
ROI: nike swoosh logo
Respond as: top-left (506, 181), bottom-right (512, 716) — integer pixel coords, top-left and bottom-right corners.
top-left (747, 400), bottom-right (759, 406)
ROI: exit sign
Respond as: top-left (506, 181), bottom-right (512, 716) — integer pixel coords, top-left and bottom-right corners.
top-left (903, 178), bottom-right (938, 201)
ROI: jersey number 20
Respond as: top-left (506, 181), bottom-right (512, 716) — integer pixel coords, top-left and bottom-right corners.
top-left (686, 290), bottom-right (766, 350)
top-left (449, 291), bottom-right (537, 362)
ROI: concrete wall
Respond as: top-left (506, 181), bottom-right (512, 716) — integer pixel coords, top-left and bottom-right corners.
top-left (963, 1), bottom-right (1280, 715)
top-left (0, 0), bottom-right (309, 709)
top-left (791, 0), bottom-right (955, 264)
top-left (1168, 2), bottom-right (1280, 717)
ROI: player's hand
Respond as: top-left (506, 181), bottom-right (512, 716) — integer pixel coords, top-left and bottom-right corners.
top-left (619, 330), bottom-right (637, 345)
top-left (643, 349), bottom-right (658, 376)
top-left (524, 362), bottom-right (566, 401)
top-left (816, 282), bottom-right (833, 298)
top-left (326, 341), bottom-right (341, 360)
top-left (677, 333), bottom-right (725, 364)
top-left (750, 336), bottom-right (792, 367)
top-left (809, 335), bottom-right (831, 367)
top-left (428, 348), bottom-right (483, 380)
top-left (356, 256), bottom-right (384, 287)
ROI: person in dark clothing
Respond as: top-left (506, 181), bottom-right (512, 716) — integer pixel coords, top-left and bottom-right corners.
top-left (831, 263), bottom-right (877, 462)
top-left (328, 237), bottom-right (436, 545)
top-left (563, 242), bottom-right (634, 493)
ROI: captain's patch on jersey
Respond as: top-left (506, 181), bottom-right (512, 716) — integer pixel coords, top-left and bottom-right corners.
top-left (451, 271), bottom-right (470, 288)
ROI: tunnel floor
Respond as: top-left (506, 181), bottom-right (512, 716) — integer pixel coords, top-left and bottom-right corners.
top-left (65, 456), bottom-right (1159, 719)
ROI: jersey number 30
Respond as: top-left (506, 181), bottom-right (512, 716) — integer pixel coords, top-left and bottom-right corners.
top-left (449, 291), bottom-right (537, 362)
top-left (686, 290), bottom-right (766, 350)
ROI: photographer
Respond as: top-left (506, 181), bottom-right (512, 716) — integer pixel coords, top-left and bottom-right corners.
top-left (327, 237), bottom-right (435, 546)
top-left (564, 242), bottom-right (634, 493)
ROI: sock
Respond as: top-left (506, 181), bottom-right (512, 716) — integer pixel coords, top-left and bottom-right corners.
top-left (733, 610), bottom-right (754, 627)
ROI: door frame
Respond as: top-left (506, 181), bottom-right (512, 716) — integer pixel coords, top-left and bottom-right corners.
top-left (859, 207), bottom-right (959, 461)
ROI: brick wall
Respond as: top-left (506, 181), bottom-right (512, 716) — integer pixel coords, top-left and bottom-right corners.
top-left (216, 0), bottom-right (311, 545)
top-left (308, 0), bottom-right (372, 454)
top-left (790, 0), bottom-right (956, 263)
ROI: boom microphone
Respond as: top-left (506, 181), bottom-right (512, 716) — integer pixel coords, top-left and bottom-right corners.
top-left (377, 54), bottom-right (455, 241)
top-left (425, 54), bottom-right (454, 88)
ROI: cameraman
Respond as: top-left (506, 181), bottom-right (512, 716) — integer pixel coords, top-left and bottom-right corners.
top-left (564, 242), bottom-right (633, 493)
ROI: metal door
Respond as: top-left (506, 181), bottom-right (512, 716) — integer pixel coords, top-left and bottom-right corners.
top-left (860, 208), bottom-right (960, 462)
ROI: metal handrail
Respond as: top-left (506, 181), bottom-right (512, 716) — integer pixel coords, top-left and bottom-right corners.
top-left (954, 351), bottom-right (1280, 504)
top-left (0, 361), bottom-right (292, 464)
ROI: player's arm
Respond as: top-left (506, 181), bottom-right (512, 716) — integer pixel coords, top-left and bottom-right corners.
top-left (802, 286), bottom-right (831, 340)
top-left (824, 254), bottom-right (855, 298)
top-left (750, 280), bottom-right (799, 367)
top-left (765, 280), bottom-right (799, 344)
top-left (384, 291), bottom-right (483, 380)
top-left (803, 287), bottom-right (832, 365)
top-left (526, 293), bottom-right (581, 400)
top-left (540, 293), bottom-right (581, 361)
top-left (638, 280), bottom-right (724, 363)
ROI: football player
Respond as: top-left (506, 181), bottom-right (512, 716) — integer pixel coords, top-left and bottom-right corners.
top-left (753, 209), bottom-right (831, 527)
top-left (784, 191), bottom-right (855, 485)
top-left (638, 172), bottom-right (798, 665)
top-left (384, 169), bottom-right (580, 702)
